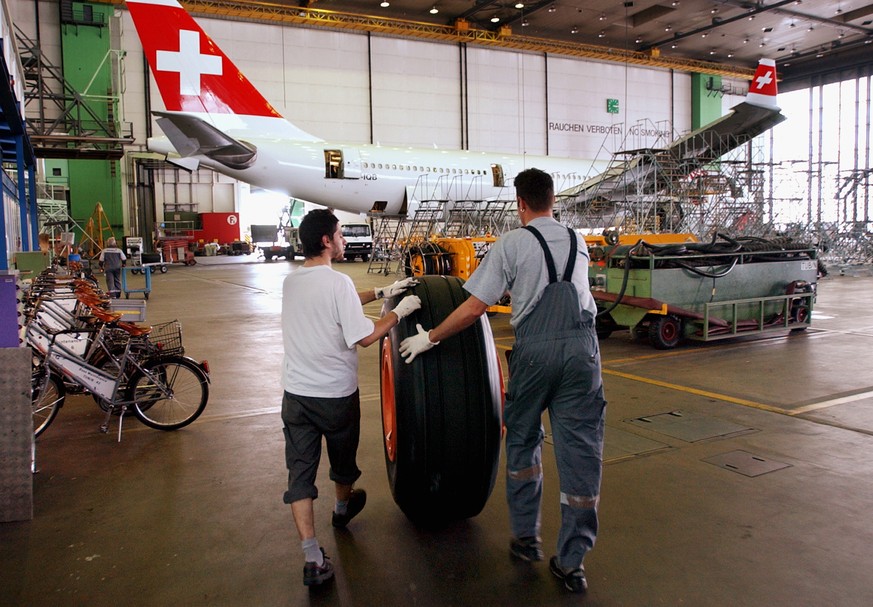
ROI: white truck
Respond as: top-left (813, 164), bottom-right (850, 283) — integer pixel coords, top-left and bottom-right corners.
top-left (341, 223), bottom-right (373, 262)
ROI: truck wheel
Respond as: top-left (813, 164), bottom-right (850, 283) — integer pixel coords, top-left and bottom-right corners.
top-left (649, 314), bottom-right (682, 349)
top-left (362, 254), bottom-right (369, 262)
top-left (380, 276), bottom-right (503, 525)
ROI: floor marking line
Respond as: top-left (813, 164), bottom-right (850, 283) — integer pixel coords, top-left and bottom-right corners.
top-left (602, 368), bottom-right (790, 415)
top-left (791, 389), bottom-right (873, 414)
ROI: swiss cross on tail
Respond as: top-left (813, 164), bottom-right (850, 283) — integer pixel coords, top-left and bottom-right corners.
top-left (745, 58), bottom-right (779, 110)
top-left (126, 0), bottom-right (281, 117)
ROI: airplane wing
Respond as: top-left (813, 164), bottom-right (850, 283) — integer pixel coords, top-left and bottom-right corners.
top-left (153, 110), bottom-right (257, 170)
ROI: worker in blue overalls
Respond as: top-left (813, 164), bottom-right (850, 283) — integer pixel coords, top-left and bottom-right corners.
top-left (400, 168), bottom-right (606, 594)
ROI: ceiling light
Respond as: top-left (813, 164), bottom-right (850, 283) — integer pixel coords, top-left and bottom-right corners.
top-left (635, 37), bottom-right (642, 43)
top-left (599, 13), bottom-right (606, 21)
top-left (743, 37), bottom-right (749, 44)
top-left (380, 1), bottom-right (389, 7)
top-left (671, 43), bottom-right (678, 48)
top-left (491, 15), bottom-right (500, 23)
top-left (430, 5), bottom-right (438, 14)
top-left (598, 30), bottom-right (606, 38)
top-left (548, 4), bottom-right (556, 12)
top-left (727, 52), bottom-right (734, 57)
top-left (515, 2), bottom-right (525, 8)
top-left (522, 18), bottom-right (529, 26)
top-left (571, 26), bottom-right (578, 34)
top-left (709, 49), bottom-right (716, 55)
top-left (701, 32), bottom-right (707, 38)
top-left (665, 25), bottom-right (672, 32)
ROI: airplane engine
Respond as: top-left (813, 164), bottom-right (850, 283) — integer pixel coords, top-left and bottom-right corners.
top-left (379, 276), bottom-right (503, 525)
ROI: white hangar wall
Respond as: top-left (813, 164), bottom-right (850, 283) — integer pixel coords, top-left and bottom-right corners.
top-left (13, 3), bottom-right (717, 217)
top-left (118, 11), bottom-right (695, 161)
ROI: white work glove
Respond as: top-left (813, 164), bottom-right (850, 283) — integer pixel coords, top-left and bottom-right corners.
top-left (399, 323), bottom-right (440, 363)
top-left (375, 277), bottom-right (419, 299)
top-left (391, 295), bottom-right (421, 320)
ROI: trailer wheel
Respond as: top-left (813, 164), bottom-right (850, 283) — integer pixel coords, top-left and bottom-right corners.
top-left (596, 314), bottom-right (618, 340)
top-left (380, 275), bottom-right (502, 525)
top-left (649, 314), bottom-right (682, 349)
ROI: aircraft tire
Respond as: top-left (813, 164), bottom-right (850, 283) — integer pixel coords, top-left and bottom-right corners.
top-left (380, 275), bottom-right (502, 525)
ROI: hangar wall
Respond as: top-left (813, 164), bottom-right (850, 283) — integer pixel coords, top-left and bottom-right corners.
top-left (118, 11), bottom-right (695, 163)
top-left (14, 2), bottom-right (733, 231)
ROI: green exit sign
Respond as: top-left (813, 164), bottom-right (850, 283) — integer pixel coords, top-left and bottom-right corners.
top-left (606, 98), bottom-right (619, 114)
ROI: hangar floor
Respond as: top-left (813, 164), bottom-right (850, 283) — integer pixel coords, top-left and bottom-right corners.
top-left (3, 256), bottom-right (873, 607)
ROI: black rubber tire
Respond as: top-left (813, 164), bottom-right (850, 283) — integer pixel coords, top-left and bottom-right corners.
top-left (380, 275), bottom-right (502, 525)
top-left (648, 314), bottom-right (683, 349)
top-left (160, 265), bottom-right (169, 273)
top-left (32, 368), bottom-right (64, 437)
top-left (595, 314), bottom-right (618, 340)
top-left (126, 356), bottom-right (209, 430)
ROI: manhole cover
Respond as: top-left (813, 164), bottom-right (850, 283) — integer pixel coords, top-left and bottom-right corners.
top-left (626, 410), bottom-right (753, 442)
top-left (703, 450), bottom-right (791, 477)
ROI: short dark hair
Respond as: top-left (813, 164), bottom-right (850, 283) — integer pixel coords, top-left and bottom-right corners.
top-left (514, 168), bottom-right (554, 212)
top-left (299, 209), bottom-right (338, 258)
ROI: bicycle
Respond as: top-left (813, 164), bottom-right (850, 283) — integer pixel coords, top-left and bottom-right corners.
top-left (29, 319), bottom-right (210, 441)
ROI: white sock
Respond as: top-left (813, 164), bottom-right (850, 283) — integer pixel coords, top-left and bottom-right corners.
top-left (302, 537), bottom-right (323, 565)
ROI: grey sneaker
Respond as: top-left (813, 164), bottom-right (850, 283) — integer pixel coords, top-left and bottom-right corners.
top-left (303, 549), bottom-right (334, 586)
top-left (549, 556), bottom-right (588, 593)
top-left (332, 489), bottom-right (367, 528)
top-left (509, 536), bottom-right (544, 562)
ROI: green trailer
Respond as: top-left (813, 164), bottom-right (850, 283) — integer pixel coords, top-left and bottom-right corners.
top-left (591, 235), bottom-right (818, 349)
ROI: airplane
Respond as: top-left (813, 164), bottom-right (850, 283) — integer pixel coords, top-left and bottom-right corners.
top-left (124, 0), bottom-right (784, 218)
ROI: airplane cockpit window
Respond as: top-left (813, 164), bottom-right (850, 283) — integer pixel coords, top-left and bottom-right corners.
top-left (324, 150), bottom-right (343, 179)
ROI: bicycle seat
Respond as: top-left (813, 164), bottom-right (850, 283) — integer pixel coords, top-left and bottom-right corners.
top-left (89, 307), bottom-right (123, 324)
top-left (117, 322), bottom-right (151, 337)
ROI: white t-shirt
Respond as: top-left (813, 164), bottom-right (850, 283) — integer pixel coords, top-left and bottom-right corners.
top-left (281, 265), bottom-right (375, 398)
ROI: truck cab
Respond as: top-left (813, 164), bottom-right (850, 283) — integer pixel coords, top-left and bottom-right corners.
top-left (341, 223), bottom-right (373, 262)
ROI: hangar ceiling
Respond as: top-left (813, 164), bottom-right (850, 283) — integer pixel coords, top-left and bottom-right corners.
top-left (196, 0), bottom-right (873, 86)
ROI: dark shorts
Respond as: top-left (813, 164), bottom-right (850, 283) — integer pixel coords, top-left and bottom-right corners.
top-left (281, 390), bottom-right (362, 504)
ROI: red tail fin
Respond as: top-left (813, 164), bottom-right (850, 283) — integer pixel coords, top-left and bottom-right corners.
top-left (126, 0), bottom-right (281, 117)
top-left (746, 58), bottom-right (779, 109)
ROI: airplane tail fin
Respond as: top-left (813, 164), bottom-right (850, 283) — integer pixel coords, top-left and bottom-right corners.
top-left (126, 0), bottom-right (320, 140)
top-left (745, 58), bottom-right (780, 110)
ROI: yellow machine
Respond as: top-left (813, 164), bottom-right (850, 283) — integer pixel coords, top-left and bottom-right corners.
top-left (404, 231), bottom-right (699, 316)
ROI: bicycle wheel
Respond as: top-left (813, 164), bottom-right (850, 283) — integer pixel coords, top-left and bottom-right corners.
top-left (126, 356), bottom-right (209, 430)
top-left (32, 367), bottom-right (65, 437)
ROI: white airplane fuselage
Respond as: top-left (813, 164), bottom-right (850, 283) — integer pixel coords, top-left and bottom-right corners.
top-left (148, 131), bottom-right (607, 215)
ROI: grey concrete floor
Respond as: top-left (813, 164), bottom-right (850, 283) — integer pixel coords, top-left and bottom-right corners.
top-left (2, 255), bottom-right (873, 606)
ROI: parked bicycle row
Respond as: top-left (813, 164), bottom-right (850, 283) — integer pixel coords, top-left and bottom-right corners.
top-left (25, 266), bottom-right (211, 442)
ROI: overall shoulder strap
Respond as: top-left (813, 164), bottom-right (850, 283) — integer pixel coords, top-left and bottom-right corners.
top-left (522, 225), bottom-right (557, 284)
top-left (563, 228), bottom-right (577, 283)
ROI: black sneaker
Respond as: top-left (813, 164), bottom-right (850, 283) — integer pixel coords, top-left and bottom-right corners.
top-left (303, 549), bottom-right (334, 586)
top-left (509, 536), bottom-right (544, 562)
top-left (549, 556), bottom-right (588, 593)
top-left (332, 489), bottom-right (367, 528)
